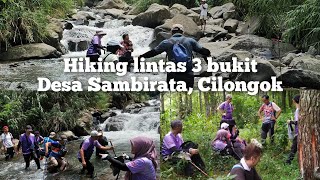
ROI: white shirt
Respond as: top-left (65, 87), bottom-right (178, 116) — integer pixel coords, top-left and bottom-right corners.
top-left (101, 52), bottom-right (119, 63)
top-left (200, 3), bottom-right (208, 16)
top-left (1, 132), bottom-right (14, 148)
top-left (240, 158), bottom-right (251, 171)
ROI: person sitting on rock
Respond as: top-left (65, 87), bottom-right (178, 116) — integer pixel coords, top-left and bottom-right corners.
top-left (211, 123), bottom-right (243, 160)
top-left (86, 31), bottom-right (107, 67)
top-left (118, 34), bottom-right (134, 71)
top-left (96, 128), bottom-right (109, 158)
top-left (228, 139), bottom-right (263, 180)
top-left (102, 136), bottom-right (157, 180)
top-left (139, 24), bottom-right (211, 88)
top-left (161, 120), bottom-right (205, 176)
top-left (45, 135), bottom-right (68, 173)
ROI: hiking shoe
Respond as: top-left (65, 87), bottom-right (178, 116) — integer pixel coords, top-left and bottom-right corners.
top-left (80, 169), bottom-right (85, 175)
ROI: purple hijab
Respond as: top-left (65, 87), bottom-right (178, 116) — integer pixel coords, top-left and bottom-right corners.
top-left (125, 136), bottom-right (158, 180)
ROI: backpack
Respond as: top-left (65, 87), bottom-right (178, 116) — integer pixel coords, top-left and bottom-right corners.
top-left (169, 38), bottom-right (193, 72)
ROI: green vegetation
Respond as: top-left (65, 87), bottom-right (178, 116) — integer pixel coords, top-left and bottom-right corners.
top-left (0, 0), bottom-right (83, 51)
top-left (0, 91), bottom-right (152, 137)
top-left (160, 91), bottom-right (300, 179)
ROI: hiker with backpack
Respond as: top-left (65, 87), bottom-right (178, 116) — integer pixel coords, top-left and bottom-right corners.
top-left (40, 132), bottom-right (56, 160)
top-left (286, 95), bottom-right (300, 165)
top-left (138, 24), bottom-right (211, 89)
top-left (78, 130), bottom-right (114, 178)
top-left (258, 95), bottom-right (282, 145)
top-left (101, 136), bottom-right (157, 180)
top-left (161, 120), bottom-right (206, 176)
top-left (218, 94), bottom-right (236, 135)
top-left (228, 139), bottom-right (263, 180)
top-left (1, 126), bottom-right (15, 161)
top-left (211, 123), bottom-right (244, 160)
top-left (45, 135), bottom-right (68, 173)
top-left (17, 125), bottom-right (41, 170)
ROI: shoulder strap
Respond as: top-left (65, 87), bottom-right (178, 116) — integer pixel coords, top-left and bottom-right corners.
top-left (232, 164), bottom-right (244, 170)
top-left (103, 52), bottom-right (113, 62)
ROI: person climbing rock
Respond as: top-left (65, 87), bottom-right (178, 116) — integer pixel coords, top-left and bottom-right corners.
top-left (45, 135), bottom-right (68, 173)
top-left (258, 95), bottom-right (282, 145)
top-left (1, 126), bottom-right (15, 161)
top-left (102, 136), bottom-right (157, 180)
top-left (78, 130), bottom-right (114, 178)
top-left (139, 24), bottom-right (211, 88)
top-left (218, 94), bottom-right (235, 134)
top-left (40, 132), bottom-right (56, 160)
top-left (96, 128), bottom-right (109, 158)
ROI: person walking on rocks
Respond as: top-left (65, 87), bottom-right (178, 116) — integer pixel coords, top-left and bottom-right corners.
top-left (200, 0), bottom-right (208, 31)
top-left (1, 126), bottom-right (15, 161)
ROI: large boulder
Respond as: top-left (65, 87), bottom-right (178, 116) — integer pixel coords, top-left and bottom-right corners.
top-left (236, 58), bottom-right (278, 82)
top-left (59, 131), bottom-right (79, 141)
top-left (207, 18), bottom-right (225, 27)
top-left (132, 3), bottom-right (171, 28)
top-left (96, 0), bottom-right (129, 10)
top-left (209, 3), bottom-right (236, 19)
top-left (71, 11), bottom-right (96, 20)
top-left (84, 0), bottom-right (103, 7)
top-left (282, 52), bottom-right (297, 65)
top-left (289, 55), bottom-right (320, 72)
top-left (104, 8), bottom-right (126, 19)
top-left (0, 43), bottom-right (60, 61)
top-left (187, 12), bottom-right (202, 25)
top-left (236, 16), bottom-right (261, 35)
top-left (204, 25), bottom-right (228, 38)
top-left (223, 19), bottom-right (239, 33)
top-left (153, 14), bottom-right (202, 41)
top-left (72, 125), bottom-right (89, 136)
top-left (44, 18), bottom-right (66, 54)
top-left (170, 4), bottom-right (192, 16)
top-left (278, 69), bottom-right (320, 89)
top-left (68, 41), bottom-right (90, 52)
top-left (230, 35), bottom-right (296, 57)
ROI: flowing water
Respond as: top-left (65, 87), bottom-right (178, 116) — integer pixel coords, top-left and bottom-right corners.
top-left (0, 99), bottom-right (160, 180)
top-left (0, 13), bottom-right (166, 90)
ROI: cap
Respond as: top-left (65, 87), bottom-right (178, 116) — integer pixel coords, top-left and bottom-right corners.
top-left (226, 94), bottom-right (232, 99)
top-left (26, 125), bottom-right (33, 131)
top-left (90, 130), bottom-right (99, 137)
top-left (107, 40), bottom-right (124, 48)
top-left (49, 132), bottom-right (56, 138)
top-left (171, 24), bottom-right (184, 32)
top-left (201, 0), bottom-right (207, 2)
top-left (96, 30), bottom-right (107, 36)
top-left (3, 126), bottom-right (8, 130)
top-left (98, 132), bottom-right (103, 136)
top-left (221, 122), bottom-right (229, 130)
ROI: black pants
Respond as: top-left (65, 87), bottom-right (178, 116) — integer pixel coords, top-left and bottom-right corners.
top-left (261, 121), bottom-right (276, 144)
top-left (287, 136), bottom-right (298, 163)
top-left (5, 147), bottom-right (14, 160)
top-left (88, 55), bottom-right (100, 69)
top-left (23, 152), bottom-right (40, 169)
top-left (79, 158), bottom-right (94, 175)
top-left (167, 72), bottom-right (194, 89)
top-left (220, 119), bottom-right (236, 135)
top-left (119, 56), bottom-right (134, 72)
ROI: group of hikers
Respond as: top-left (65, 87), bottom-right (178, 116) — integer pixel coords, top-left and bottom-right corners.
top-left (86, 22), bottom-right (211, 89)
top-left (161, 93), bottom-right (301, 179)
top-left (0, 125), bottom-right (158, 179)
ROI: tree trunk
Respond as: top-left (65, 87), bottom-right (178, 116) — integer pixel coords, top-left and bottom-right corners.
top-left (204, 92), bottom-right (209, 117)
top-left (298, 89), bottom-right (320, 180)
top-left (160, 93), bottom-right (165, 114)
top-left (189, 93), bottom-right (193, 114)
top-left (199, 91), bottom-right (203, 113)
top-left (282, 90), bottom-right (287, 112)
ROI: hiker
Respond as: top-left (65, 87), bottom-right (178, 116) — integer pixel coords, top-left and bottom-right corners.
top-left (86, 31), bottom-right (107, 66)
top-left (118, 34), bottom-right (134, 59)
top-left (211, 123), bottom-right (243, 160)
top-left (161, 120), bottom-right (205, 176)
top-left (1, 126), bottom-right (15, 161)
top-left (40, 132), bottom-right (56, 160)
top-left (102, 136), bottom-right (157, 180)
top-left (17, 125), bottom-right (41, 170)
top-left (34, 131), bottom-right (44, 160)
top-left (139, 24), bottom-right (211, 88)
top-left (258, 95), bottom-right (282, 145)
top-left (100, 40), bottom-right (124, 63)
top-left (200, 0), bottom-right (208, 31)
top-left (96, 128), bottom-right (109, 158)
top-left (218, 94), bottom-right (235, 135)
top-left (286, 95), bottom-right (300, 164)
top-left (228, 140), bottom-right (263, 180)
top-left (45, 135), bottom-right (68, 173)
top-left (78, 130), bottom-right (114, 178)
